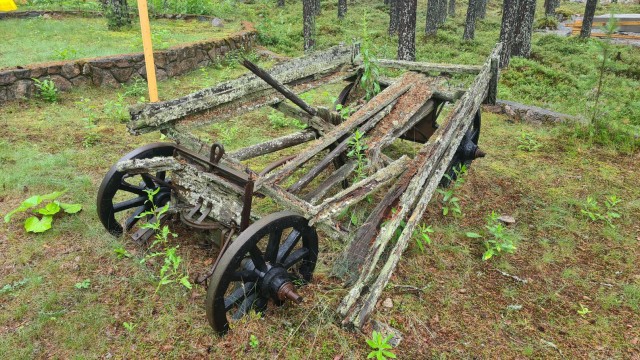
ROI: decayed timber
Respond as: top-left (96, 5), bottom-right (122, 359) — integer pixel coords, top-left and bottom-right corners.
top-left (229, 130), bottom-right (318, 161)
top-left (258, 81), bottom-right (411, 187)
top-left (116, 156), bottom-right (184, 173)
top-left (310, 156), bottom-right (410, 225)
top-left (127, 45), bottom-right (356, 134)
top-left (302, 160), bottom-right (357, 204)
top-left (375, 59), bottom-right (482, 74)
top-left (338, 43), bottom-right (502, 328)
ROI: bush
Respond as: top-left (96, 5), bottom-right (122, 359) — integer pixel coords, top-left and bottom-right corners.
top-left (534, 16), bottom-right (559, 30)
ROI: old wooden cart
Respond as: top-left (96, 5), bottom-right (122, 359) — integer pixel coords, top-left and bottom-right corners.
top-left (96, 43), bottom-right (502, 334)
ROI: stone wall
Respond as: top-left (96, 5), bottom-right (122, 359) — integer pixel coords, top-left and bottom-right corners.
top-left (0, 21), bottom-right (257, 103)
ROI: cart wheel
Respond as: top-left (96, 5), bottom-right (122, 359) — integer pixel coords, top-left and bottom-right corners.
top-left (206, 211), bottom-right (319, 335)
top-left (96, 143), bottom-right (175, 236)
top-left (440, 110), bottom-right (483, 187)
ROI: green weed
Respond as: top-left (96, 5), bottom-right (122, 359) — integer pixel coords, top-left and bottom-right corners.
top-left (466, 211), bottom-right (517, 261)
top-left (414, 224), bottom-right (434, 253)
top-left (517, 131), bottom-right (543, 152)
top-left (114, 246), bottom-right (132, 259)
top-left (53, 47), bottom-right (78, 60)
top-left (580, 195), bottom-right (621, 227)
top-left (267, 110), bottom-right (307, 129)
top-left (347, 129), bottom-right (368, 181)
top-left (577, 303), bottom-right (592, 317)
top-left (4, 191), bottom-right (82, 233)
top-left (436, 165), bottom-right (467, 216)
top-left (123, 322), bottom-right (136, 332)
top-left (366, 331), bottom-right (396, 360)
top-left (249, 334), bottom-right (259, 349)
top-left (74, 279), bottom-right (91, 289)
top-left (32, 78), bottom-right (58, 102)
top-left (359, 13), bottom-right (381, 101)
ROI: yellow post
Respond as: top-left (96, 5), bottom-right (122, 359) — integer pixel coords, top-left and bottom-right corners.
top-left (136, 0), bottom-right (159, 102)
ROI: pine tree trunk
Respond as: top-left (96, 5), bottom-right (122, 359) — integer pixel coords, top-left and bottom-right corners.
top-left (425, 0), bottom-right (439, 35)
top-left (580, 0), bottom-right (598, 38)
top-left (476, 0), bottom-right (488, 20)
top-left (512, 0), bottom-right (536, 57)
top-left (448, 0), bottom-right (456, 17)
top-left (313, 0), bottom-right (321, 15)
top-left (303, 0), bottom-right (316, 52)
top-left (389, 0), bottom-right (399, 35)
top-left (104, 0), bottom-right (131, 30)
top-left (463, 0), bottom-right (477, 40)
top-left (278, 0), bottom-right (285, 7)
top-left (438, 0), bottom-right (448, 25)
top-left (544, 0), bottom-right (559, 17)
top-left (499, 0), bottom-right (519, 67)
top-left (338, 0), bottom-right (347, 18)
top-left (397, 0), bottom-right (417, 61)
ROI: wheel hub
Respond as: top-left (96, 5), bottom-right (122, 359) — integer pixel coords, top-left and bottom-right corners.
top-left (260, 266), bottom-right (302, 303)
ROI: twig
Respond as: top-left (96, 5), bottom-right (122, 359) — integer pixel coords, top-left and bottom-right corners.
top-left (389, 284), bottom-right (431, 294)
top-left (495, 269), bottom-right (528, 284)
top-left (540, 339), bottom-right (565, 359)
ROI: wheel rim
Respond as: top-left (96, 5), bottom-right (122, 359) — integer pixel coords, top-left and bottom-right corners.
top-left (205, 211), bottom-right (319, 335)
top-left (96, 143), bottom-right (176, 236)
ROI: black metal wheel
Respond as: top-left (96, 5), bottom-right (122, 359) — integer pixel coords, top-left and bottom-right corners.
top-left (205, 211), bottom-right (319, 335)
top-left (440, 110), bottom-right (483, 187)
top-left (96, 143), bottom-right (175, 236)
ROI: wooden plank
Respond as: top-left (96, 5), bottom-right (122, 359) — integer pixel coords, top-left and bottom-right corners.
top-left (375, 59), bottom-right (483, 74)
top-left (127, 45), bottom-right (356, 134)
top-left (228, 130), bottom-right (318, 161)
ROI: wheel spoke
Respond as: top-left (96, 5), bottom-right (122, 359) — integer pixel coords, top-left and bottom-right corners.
top-left (276, 230), bottom-right (301, 264)
top-left (264, 228), bottom-right (282, 263)
top-left (249, 246), bottom-right (268, 272)
top-left (118, 180), bottom-right (147, 196)
top-left (113, 196), bottom-right (147, 213)
top-left (224, 282), bottom-right (256, 312)
top-left (156, 171), bottom-right (166, 181)
top-left (232, 293), bottom-right (257, 320)
top-left (140, 173), bottom-right (156, 189)
top-left (283, 248), bottom-right (310, 269)
top-left (124, 204), bottom-right (149, 230)
top-left (229, 269), bottom-right (259, 282)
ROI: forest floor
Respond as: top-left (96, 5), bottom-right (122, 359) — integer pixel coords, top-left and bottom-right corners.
top-left (1, 0), bottom-right (639, 359)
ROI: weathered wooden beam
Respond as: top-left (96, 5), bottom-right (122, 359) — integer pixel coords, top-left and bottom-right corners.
top-left (228, 130), bottom-right (318, 161)
top-left (310, 156), bottom-right (410, 225)
top-left (271, 101), bottom-right (313, 123)
top-left (257, 83), bottom-right (410, 188)
top-left (338, 43), bottom-right (502, 328)
top-left (128, 45), bottom-right (356, 134)
top-left (303, 160), bottom-right (356, 204)
top-left (116, 156), bottom-right (184, 173)
top-left (375, 59), bottom-right (483, 74)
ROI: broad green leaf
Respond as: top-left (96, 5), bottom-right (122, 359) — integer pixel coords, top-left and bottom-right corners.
top-left (37, 202), bottom-right (61, 216)
top-left (482, 249), bottom-right (494, 261)
top-left (180, 276), bottom-right (192, 290)
top-left (24, 215), bottom-right (53, 233)
top-left (57, 202), bottom-right (82, 214)
top-left (383, 350), bottom-right (397, 358)
top-left (466, 232), bottom-right (482, 238)
top-left (442, 207), bottom-right (449, 216)
top-left (4, 195), bottom-right (42, 223)
top-left (41, 191), bottom-right (65, 201)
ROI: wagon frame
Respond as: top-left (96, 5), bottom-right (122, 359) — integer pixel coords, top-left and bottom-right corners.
top-left (96, 42), bottom-right (502, 334)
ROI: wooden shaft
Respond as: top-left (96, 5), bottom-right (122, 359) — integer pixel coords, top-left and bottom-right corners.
top-left (136, 0), bottom-right (159, 102)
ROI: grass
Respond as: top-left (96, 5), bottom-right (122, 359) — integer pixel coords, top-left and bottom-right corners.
top-left (0, 16), bottom-right (242, 69)
top-left (1, 0), bottom-right (640, 358)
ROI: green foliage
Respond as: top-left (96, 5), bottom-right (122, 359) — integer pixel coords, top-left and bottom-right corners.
top-left (359, 13), bottom-right (381, 101)
top-left (0, 277), bottom-right (37, 296)
top-left (54, 47), bottom-right (78, 60)
top-left (249, 334), bottom-right (259, 349)
top-left (577, 303), bottom-right (592, 317)
top-left (114, 246), bottom-right (132, 259)
top-left (74, 279), bottom-right (91, 289)
top-left (4, 191), bottom-right (82, 233)
top-left (366, 331), bottom-right (396, 360)
top-left (211, 123), bottom-right (240, 145)
top-left (123, 322), bottom-right (136, 332)
top-left (517, 131), bottom-right (543, 152)
top-left (335, 103), bottom-right (354, 120)
top-left (32, 78), bottom-right (58, 102)
top-left (347, 129), bottom-right (368, 181)
top-left (436, 165), bottom-right (467, 216)
top-left (580, 195), bottom-right (621, 227)
top-left (533, 16), bottom-right (559, 30)
top-left (414, 224), bottom-right (434, 253)
top-left (122, 78), bottom-right (148, 98)
top-left (137, 188), bottom-right (192, 292)
top-left (267, 110), bottom-right (307, 129)
top-left (466, 211), bottom-right (517, 261)
top-left (590, 15), bottom-right (618, 130)
top-left (103, 93), bottom-right (130, 123)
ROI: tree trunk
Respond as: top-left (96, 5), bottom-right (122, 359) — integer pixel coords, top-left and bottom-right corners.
top-left (438, 0), bottom-right (448, 25)
top-left (580, 0), bottom-right (598, 38)
top-left (278, 0), bottom-right (285, 7)
top-left (448, 0), bottom-right (455, 17)
top-left (389, 0), bottom-right (399, 35)
top-left (313, 0), bottom-right (321, 15)
top-left (512, 0), bottom-right (536, 57)
top-left (303, 0), bottom-right (316, 52)
top-left (338, 0), bottom-right (347, 18)
top-left (499, 0), bottom-right (519, 67)
top-left (397, 0), bottom-right (417, 61)
top-left (476, 0), bottom-right (487, 20)
top-left (425, 0), bottom-right (439, 35)
top-left (543, 0), bottom-right (559, 16)
top-left (463, 0), bottom-right (478, 40)
top-left (104, 0), bottom-right (131, 30)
